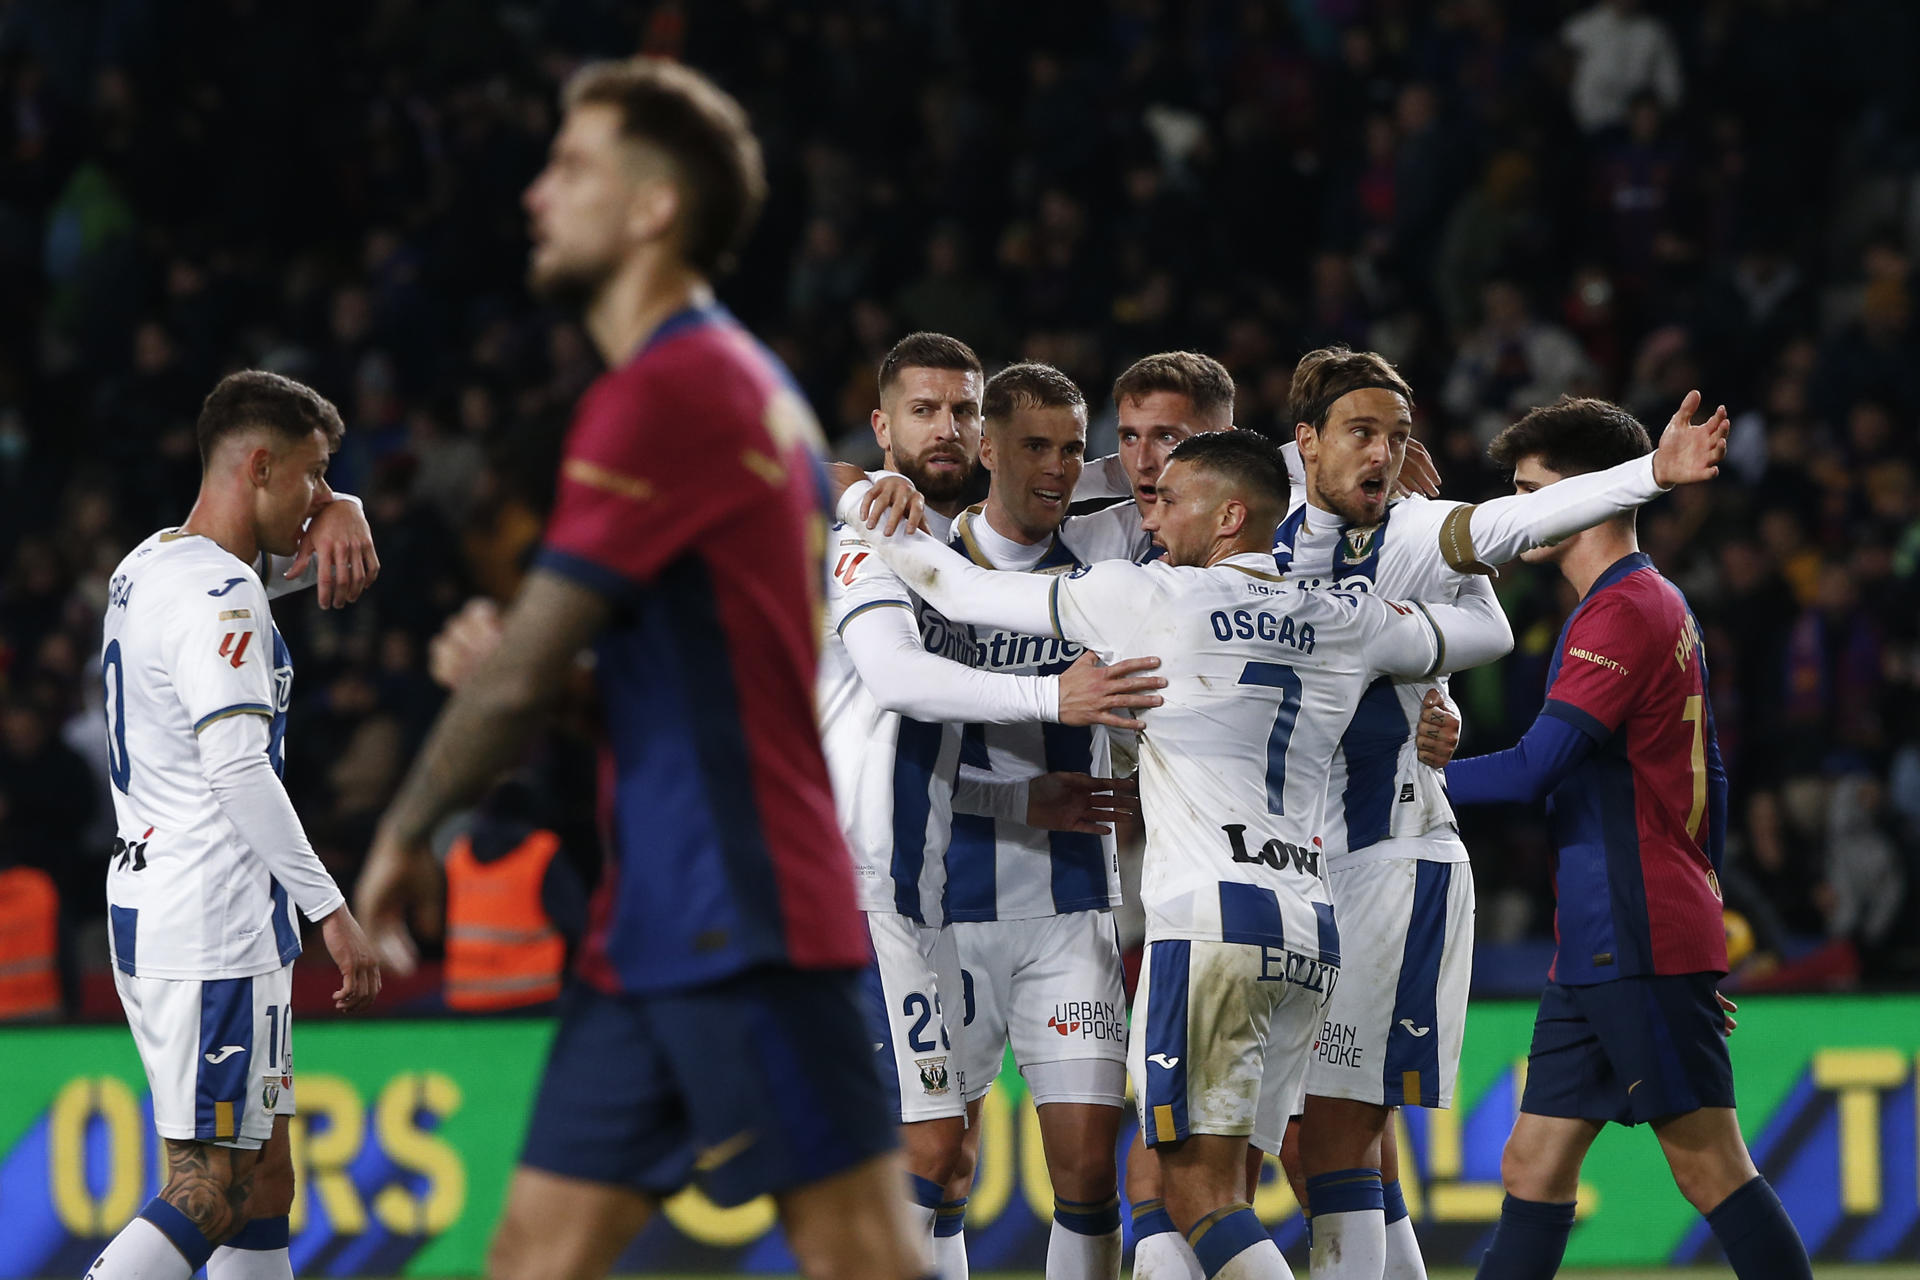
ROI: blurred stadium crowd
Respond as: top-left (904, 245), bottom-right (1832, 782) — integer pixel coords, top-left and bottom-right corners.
top-left (2, 0), bottom-right (1919, 1011)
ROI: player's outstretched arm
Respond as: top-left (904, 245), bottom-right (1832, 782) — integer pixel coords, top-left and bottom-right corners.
top-left (265, 492), bottom-right (381, 608)
top-left (839, 478), bottom-right (1059, 636)
top-left (1444, 713), bottom-right (1595, 806)
top-left (356, 568), bottom-right (609, 972)
top-left (1367, 585), bottom-right (1514, 680)
top-left (1426, 573), bottom-right (1515, 673)
top-left (1435, 391), bottom-right (1729, 574)
top-left (842, 606), bottom-right (1161, 728)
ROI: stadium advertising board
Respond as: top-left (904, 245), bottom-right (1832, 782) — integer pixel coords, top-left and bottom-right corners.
top-left (3, 995), bottom-right (1916, 1274)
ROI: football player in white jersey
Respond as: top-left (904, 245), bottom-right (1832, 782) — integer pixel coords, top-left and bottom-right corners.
top-left (930, 361), bottom-right (1181, 1279)
top-left (822, 334), bottom-right (1164, 1269)
top-left (87, 371), bottom-right (383, 1280)
top-left (838, 430), bottom-right (1517, 1280)
top-left (1258, 350), bottom-right (1731, 1280)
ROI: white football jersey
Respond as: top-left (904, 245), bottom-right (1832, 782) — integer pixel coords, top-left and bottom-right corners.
top-left (942, 509), bottom-right (1121, 921)
top-left (1050, 554), bottom-right (1444, 955)
top-left (101, 531), bottom-right (304, 979)
top-left (1273, 495), bottom-right (1484, 867)
top-left (817, 509), bottom-right (968, 924)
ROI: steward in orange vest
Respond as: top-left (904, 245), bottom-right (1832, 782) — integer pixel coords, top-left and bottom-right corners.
top-left (0, 864), bottom-right (62, 1020)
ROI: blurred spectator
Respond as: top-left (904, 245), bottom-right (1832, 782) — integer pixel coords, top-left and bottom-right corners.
top-left (1562, 0), bottom-right (1683, 135)
top-left (1441, 278), bottom-right (1597, 443)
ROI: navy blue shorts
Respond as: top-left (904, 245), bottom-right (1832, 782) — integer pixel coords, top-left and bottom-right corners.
top-left (1520, 972), bottom-right (1734, 1127)
top-left (520, 967), bottom-right (894, 1206)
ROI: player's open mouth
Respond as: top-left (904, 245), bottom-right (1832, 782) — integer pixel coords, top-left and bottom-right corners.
top-left (1135, 483), bottom-right (1158, 503)
top-left (1359, 478), bottom-right (1385, 499)
top-left (1034, 488), bottom-right (1064, 507)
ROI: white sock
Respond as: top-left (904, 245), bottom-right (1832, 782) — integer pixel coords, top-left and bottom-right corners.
top-left (84, 1215), bottom-right (200, 1280)
top-left (207, 1246), bottom-right (294, 1280)
top-left (1208, 1238), bottom-right (1294, 1280)
top-left (934, 1224), bottom-right (970, 1280)
top-left (1310, 1210), bottom-right (1386, 1280)
top-left (907, 1199), bottom-right (937, 1240)
top-left (1134, 1231), bottom-right (1206, 1280)
top-left (1382, 1211), bottom-right (1426, 1280)
top-left (1046, 1217), bottom-right (1122, 1280)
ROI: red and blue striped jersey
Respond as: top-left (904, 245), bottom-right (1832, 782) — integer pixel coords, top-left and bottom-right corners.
top-left (1539, 552), bottom-right (1729, 984)
top-left (535, 304), bottom-right (868, 995)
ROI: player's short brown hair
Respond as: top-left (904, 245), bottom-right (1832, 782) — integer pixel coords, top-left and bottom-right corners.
top-left (1112, 351), bottom-right (1236, 424)
top-left (196, 371), bottom-right (344, 468)
top-left (877, 332), bottom-right (983, 399)
top-left (1167, 429), bottom-right (1290, 513)
top-left (565, 57), bottom-right (766, 277)
top-left (1289, 346), bottom-right (1415, 432)
top-left (983, 362), bottom-right (1086, 425)
top-left (1489, 396), bottom-right (1653, 477)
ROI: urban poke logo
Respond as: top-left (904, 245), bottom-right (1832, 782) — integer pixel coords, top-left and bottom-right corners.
top-left (1046, 1000), bottom-right (1125, 1042)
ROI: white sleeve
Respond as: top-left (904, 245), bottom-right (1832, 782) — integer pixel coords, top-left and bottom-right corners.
top-left (1435, 454), bottom-right (1664, 574)
top-left (1072, 454), bottom-right (1132, 502)
top-left (840, 603), bottom-right (1058, 724)
top-left (197, 712), bottom-right (345, 921)
top-left (1060, 503), bottom-right (1151, 564)
top-left (1422, 573), bottom-right (1513, 674)
top-left (166, 574), bottom-right (278, 732)
top-left (261, 492), bottom-right (365, 600)
top-left (953, 765), bottom-right (1029, 823)
top-left (1354, 596), bottom-right (1443, 680)
top-left (837, 481), bottom-right (1058, 637)
top-left (1049, 560), bottom-right (1166, 656)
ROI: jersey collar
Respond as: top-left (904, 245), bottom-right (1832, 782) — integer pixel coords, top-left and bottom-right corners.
top-left (631, 301), bottom-right (730, 364)
top-left (1585, 550), bottom-right (1654, 600)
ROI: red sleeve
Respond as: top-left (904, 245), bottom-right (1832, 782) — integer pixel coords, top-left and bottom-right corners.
top-left (538, 370), bottom-right (753, 591)
top-left (1540, 590), bottom-right (1655, 742)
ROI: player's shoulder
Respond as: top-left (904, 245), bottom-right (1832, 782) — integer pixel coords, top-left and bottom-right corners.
top-left (1571, 562), bottom-right (1684, 644)
top-left (1060, 499), bottom-right (1147, 562)
top-left (826, 522), bottom-right (908, 591)
top-left (118, 533), bottom-right (262, 610)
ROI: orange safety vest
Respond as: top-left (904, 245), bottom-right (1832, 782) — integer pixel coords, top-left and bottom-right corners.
top-left (444, 829), bottom-right (566, 1011)
top-left (0, 866), bottom-right (61, 1020)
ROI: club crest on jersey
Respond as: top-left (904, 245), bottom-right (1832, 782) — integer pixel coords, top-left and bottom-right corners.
top-left (916, 1056), bottom-right (951, 1095)
top-left (218, 631), bottom-right (253, 668)
top-left (262, 1080), bottom-right (280, 1110)
top-left (1341, 526), bottom-right (1380, 565)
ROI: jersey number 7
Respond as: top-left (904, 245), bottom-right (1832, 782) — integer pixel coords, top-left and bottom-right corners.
top-left (1238, 661), bottom-right (1303, 815)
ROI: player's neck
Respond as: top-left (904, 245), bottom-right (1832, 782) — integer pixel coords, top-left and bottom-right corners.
top-left (1561, 526), bottom-right (1640, 599)
top-left (981, 497), bottom-right (1050, 547)
top-left (585, 251), bottom-right (711, 368)
top-left (179, 490), bottom-right (260, 569)
top-left (1204, 533), bottom-right (1271, 567)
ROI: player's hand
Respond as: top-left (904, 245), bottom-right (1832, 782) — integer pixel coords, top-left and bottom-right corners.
top-left (1057, 651), bottom-right (1165, 729)
top-left (1394, 437), bottom-right (1443, 499)
top-left (1415, 688), bottom-right (1462, 768)
top-left (858, 473), bottom-right (927, 536)
top-left (429, 598), bottom-right (505, 691)
top-left (1716, 990), bottom-right (1738, 1036)
top-left (318, 905), bottom-right (383, 1013)
top-left (1650, 390), bottom-right (1731, 489)
top-left (1026, 772), bottom-right (1141, 835)
top-left (827, 460), bottom-right (866, 507)
top-left (353, 828), bottom-right (439, 977)
top-left (289, 498), bottom-right (381, 609)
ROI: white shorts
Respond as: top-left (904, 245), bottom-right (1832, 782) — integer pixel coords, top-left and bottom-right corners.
top-left (1129, 938), bottom-right (1334, 1145)
top-left (954, 910), bottom-right (1127, 1107)
top-left (862, 912), bottom-right (967, 1123)
top-left (114, 964), bottom-right (296, 1150)
top-left (1252, 858), bottom-right (1475, 1151)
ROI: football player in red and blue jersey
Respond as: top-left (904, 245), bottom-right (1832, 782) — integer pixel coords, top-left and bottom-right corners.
top-left (1445, 395), bottom-right (1812, 1280)
top-left (354, 57), bottom-right (922, 1280)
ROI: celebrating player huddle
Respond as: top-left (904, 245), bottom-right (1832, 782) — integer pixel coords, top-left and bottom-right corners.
top-left (87, 53), bottom-right (1814, 1280)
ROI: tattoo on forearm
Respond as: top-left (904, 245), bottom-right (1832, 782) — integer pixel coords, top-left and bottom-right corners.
top-left (162, 1139), bottom-right (251, 1242)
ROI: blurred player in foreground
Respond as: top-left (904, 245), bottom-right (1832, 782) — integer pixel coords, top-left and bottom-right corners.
top-left (86, 371), bottom-right (383, 1280)
top-left (354, 58), bottom-right (923, 1280)
top-left (842, 431), bottom-right (1514, 1280)
top-left (1445, 398), bottom-right (1812, 1280)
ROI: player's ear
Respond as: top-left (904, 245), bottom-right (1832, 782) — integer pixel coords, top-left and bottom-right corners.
top-left (1294, 420), bottom-right (1318, 463)
top-left (247, 445), bottom-right (274, 490)
top-left (871, 407), bottom-right (890, 454)
top-left (979, 429), bottom-right (998, 474)
top-left (627, 175), bottom-right (679, 247)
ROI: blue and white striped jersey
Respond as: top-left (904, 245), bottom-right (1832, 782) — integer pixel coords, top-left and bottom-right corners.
top-left (817, 509), bottom-right (969, 924)
top-left (942, 509), bottom-right (1121, 921)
